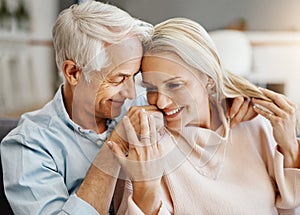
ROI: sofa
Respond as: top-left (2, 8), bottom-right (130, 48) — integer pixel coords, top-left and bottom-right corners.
top-left (0, 118), bottom-right (19, 214)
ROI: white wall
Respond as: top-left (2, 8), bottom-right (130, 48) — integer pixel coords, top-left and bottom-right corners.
top-left (105, 0), bottom-right (300, 31)
top-left (0, 0), bottom-right (59, 115)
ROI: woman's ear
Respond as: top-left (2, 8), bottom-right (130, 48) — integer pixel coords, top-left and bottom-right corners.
top-left (206, 77), bottom-right (215, 89)
top-left (62, 60), bottom-right (81, 86)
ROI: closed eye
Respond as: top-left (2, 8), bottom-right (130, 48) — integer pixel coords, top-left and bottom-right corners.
top-left (141, 82), bottom-right (157, 92)
top-left (110, 75), bottom-right (127, 85)
top-left (166, 82), bottom-right (183, 90)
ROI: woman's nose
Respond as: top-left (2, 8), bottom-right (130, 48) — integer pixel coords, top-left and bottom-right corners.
top-left (156, 91), bottom-right (173, 109)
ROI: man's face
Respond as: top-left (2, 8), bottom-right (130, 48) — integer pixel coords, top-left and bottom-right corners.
top-left (72, 38), bottom-right (143, 129)
top-left (93, 58), bottom-right (141, 119)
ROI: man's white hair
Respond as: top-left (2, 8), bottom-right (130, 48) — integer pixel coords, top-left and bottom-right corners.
top-left (52, 0), bottom-right (153, 82)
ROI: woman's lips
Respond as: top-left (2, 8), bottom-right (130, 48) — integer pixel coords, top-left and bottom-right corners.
top-left (164, 107), bottom-right (183, 119)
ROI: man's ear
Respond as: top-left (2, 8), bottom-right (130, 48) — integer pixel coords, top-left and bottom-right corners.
top-left (62, 60), bottom-right (81, 86)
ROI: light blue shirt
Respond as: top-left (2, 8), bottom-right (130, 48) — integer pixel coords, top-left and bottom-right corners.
top-left (0, 85), bottom-right (147, 215)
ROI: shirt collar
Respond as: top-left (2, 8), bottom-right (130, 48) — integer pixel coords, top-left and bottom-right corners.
top-left (53, 84), bottom-right (118, 143)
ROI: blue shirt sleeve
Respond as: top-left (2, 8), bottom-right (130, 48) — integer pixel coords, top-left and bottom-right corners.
top-left (61, 194), bottom-right (99, 215)
top-left (1, 131), bottom-right (100, 215)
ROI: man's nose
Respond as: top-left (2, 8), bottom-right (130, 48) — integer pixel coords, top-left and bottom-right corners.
top-left (120, 77), bottom-right (136, 100)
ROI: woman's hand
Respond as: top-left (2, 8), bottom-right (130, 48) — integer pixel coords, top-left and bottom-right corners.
top-left (227, 97), bottom-right (257, 128)
top-left (252, 88), bottom-right (300, 168)
top-left (108, 109), bottom-right (167, 180)
top-left (107, 109), bottom-right (167, 214)
top-left (107, 105), bottom-right (164, 156)
top-left (126, 105), bottom-right (165, 135)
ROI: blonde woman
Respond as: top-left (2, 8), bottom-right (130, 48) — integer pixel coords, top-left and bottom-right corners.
top-left (108, 18), bottom-right (300, 214)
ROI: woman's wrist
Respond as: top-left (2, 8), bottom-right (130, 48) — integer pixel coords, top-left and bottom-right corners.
top-left (277, 140), bottom-right (300, 168)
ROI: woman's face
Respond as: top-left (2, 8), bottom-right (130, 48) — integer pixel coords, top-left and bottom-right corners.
top-left (141, 54), bottom-right (211, 130)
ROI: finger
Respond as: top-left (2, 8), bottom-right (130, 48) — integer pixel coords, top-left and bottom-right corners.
top-left (140, 109), bottom-right (151, 145)
top-left (252, 99), bottom-right (283, 117)
top-left (127, 105), bottom-right (158, 117)
top-left (139, 105), bottom-right (159, 111)
top-left (234, 100), bottom-right (257, 126)
top-left (127, 106), bottom-right (141, 119)
top-left (126, 108), bottom-right (140, 133)
top-left (230, 98), bottom-right (250, 127)
top-left (228, 97), bottom-right (244, 119)
top-left (259, 88), bottom-right (292, 110)
top-left (131, 106), bottom-right (164, 129)
top-left (106, 140), bottom-right (126, 158)
top-left (258, 87), bottom-right (279, 100)
top-left (149, 111), bottom-right (165, 132)
top-left (253, 104), bottom-right (276, 123)
top-left (122, 116), bottom-right (140, 149)
top-left (149, 114), bottom-right (157, 147)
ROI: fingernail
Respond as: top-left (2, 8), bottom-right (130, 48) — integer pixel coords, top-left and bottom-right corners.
top-left (106, 141), bottom-right (113, 147)
top-left (141, 108), bottom-right (146, 113)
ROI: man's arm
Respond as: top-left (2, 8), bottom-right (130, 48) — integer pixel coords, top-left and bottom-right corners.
top-left (77, 142), bottom-right (121, 214)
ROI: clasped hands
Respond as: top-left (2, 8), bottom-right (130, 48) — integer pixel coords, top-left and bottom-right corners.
top-left (107, 105), bottom-right (172, 182)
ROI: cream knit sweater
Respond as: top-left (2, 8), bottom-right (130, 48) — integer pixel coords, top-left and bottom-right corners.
top-left (116, 116), bottom-right (300, 215)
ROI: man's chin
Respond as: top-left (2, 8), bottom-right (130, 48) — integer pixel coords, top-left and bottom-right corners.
top-left (110, 112), bottom-right (121, 119)
top-left (109, 107), bottom-right (123, 119)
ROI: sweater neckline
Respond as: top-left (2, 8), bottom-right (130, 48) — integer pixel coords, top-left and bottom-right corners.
top-left (177, 117), bottom-right (231, 179)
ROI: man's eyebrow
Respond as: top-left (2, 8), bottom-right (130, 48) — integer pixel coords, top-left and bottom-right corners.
top-left (111, 71), bottom-right (131, 77)
top-left (111, 70), bottom-right (140, 77)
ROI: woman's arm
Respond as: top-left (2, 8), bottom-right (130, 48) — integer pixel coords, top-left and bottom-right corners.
top-left (252, 88), bottom-right (300, 168)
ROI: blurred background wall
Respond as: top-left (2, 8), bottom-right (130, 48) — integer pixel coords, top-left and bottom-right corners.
top-left (0, 0), bottom-right (300, 118)
top-left (103, 0), bottom-right (300, 31)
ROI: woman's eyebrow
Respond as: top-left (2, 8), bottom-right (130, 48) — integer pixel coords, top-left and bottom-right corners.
top-left (163, 76), bottom-right (181, 84)
top-left (141, 81), bottom-right (154, 87)
top-left (142, 76), bottom-right (182, 86)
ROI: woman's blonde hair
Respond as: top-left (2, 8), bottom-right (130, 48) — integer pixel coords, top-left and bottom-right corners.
top-left (52, 0), bottom-right (153, 82)
top-left (143, 17), bottom-right (270, 102)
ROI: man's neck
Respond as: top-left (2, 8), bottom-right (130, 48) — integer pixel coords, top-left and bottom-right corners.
top-left (62, 84), bottom-right (107, 134)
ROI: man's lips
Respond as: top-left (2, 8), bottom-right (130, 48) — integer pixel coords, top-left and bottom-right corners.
top-left (110, 99), bottom-right (125, 106)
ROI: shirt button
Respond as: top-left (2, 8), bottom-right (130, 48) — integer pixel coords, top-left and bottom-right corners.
top-left (96, 140), bottom-right (102, 146)
top-left (78, 127), bottom-right (85, 135)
